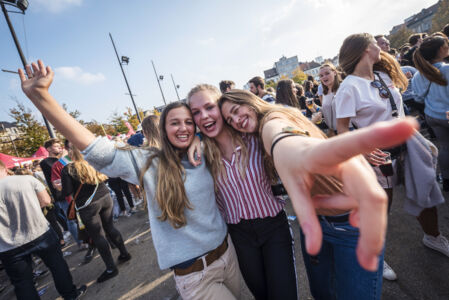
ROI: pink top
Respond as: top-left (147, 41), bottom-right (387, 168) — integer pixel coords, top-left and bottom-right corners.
top-left (215, 135), bottom-right (285, 224)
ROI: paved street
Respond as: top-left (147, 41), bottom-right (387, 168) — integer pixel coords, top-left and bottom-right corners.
top-left (0, 186), bottom-right (448, 300)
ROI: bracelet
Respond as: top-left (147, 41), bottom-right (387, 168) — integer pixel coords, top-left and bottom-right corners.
top-left (270, 127), bottom-right (310, 158)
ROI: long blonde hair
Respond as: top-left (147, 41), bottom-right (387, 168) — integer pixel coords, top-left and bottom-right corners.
top-left (187, 84), bottom-right (248, 183)
top-left (68, 147), bottom-right (108, 184)
top-left (218, 90), bottom-right (325, 183)
top-left (139, 102), bottom-right (193, 229)
top-left (142, 115), bottom-right (161, 148)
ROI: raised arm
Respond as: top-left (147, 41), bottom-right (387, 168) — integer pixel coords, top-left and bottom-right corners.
top-left (261, 116), bottom-right (418, 271)
top-left (19, 60), bottom-right (95, 151)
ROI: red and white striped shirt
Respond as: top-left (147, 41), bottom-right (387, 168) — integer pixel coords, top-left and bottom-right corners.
top-left (215, 135), bottom-right (285, 224)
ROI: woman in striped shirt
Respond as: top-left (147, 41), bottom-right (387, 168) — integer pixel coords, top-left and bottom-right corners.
top-left (188, 84), bottom-right (298, 300)
top-left (218, 89), bottom-right (417, 299)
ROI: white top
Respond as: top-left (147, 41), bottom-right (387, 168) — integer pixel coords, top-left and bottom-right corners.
top-left (335, 72), bottom-right (404, 129)
top-left (0, 175), bottom-right (49, 252)
top-left (321, 92), bottom-right (336, 130)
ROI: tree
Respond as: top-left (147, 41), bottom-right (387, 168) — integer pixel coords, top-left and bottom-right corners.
top-left (265, 80), bottom-right (277, 90)
top-left (123, 107), bottom-right (144, 130)
top-left (292, 67), bottom-right (307, 84)
top-left (109, 112), bottom-right (128, 134)
top-left (9, 100), bottom-right (49, 157)
top-left (431, 0), bottom-right (449, 33)
top-left (389, 25), bottom-right (414, 49)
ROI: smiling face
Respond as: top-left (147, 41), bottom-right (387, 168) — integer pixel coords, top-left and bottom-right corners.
top-left (220, 101), bottom-right (258, 133)
top-left (319, 66), bottom-right (336, 88)
top-left (189, 90), bottom-right (224, 138)
top-left (376, 36), bottom-right (390, 52)
top-left (165, 106), bottom-right (195, 150)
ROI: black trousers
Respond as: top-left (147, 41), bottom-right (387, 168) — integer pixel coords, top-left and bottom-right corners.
top-left (0, 230), bottom-right (77, 300)
top-left (108, 178), bottom-right (134, 211)
top-left (228, 210), bottom-right (298, 300)
top-left (45, 206), bottom-right (64, 242)
top-left (78, 194), bottom-right (128, 270)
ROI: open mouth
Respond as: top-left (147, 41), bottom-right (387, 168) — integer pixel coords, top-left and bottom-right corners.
top-left (239, 117), bottom-right (248, 130)
top-left (176, 134), bottom-right (190, 142)
top-left (203, 121), bottom-right (216, 132)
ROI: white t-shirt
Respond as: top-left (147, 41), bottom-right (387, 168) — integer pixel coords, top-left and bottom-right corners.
top-left (0, 175), bottom-right (49, 252)
top-left (321, 92), bottom-right (336, 130)
top-left (335, 72), bottom-right (404, 129)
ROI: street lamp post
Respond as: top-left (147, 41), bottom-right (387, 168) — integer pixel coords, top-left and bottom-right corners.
top-left (151, 60), bottom-right (167, 106)
top-left (170, 74), bottom-right (181, 101)
top-left (109, 33), bottom-right (142, 123)
top-left (1, 0), bottom-right (56, 138)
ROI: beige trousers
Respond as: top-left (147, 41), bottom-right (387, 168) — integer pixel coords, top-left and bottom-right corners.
top-left (174, 236), bottom-right (242, 300)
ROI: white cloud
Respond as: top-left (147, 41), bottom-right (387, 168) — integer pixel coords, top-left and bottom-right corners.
top-left (33, 0), bottom-right (83, 13)
top-left (55, 66), bottom-right (105, 85)
top-left (197, 38), bottom-right (215, 46)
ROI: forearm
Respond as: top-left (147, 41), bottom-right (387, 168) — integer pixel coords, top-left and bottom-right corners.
top-left (27, 91), bottom-right (95, 151)
top-left (336, 118), bottom-right (350, 134)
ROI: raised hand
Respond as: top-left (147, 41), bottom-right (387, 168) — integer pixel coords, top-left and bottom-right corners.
top-left (262, 117), bottom-right (418, 271)
top-left (18, 60), bottom-right (54, 100)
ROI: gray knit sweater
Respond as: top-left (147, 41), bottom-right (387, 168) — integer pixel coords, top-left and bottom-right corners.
top-left (82, 137), bottom-right (227, 269)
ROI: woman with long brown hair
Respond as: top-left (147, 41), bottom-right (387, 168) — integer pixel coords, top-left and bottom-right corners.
top-left (217, 88), bottom-right (416, 299)
top-left (318, 63), bottom-right (342, 135)
top-left (275, 79), bottom-right (300, 108)
top-left (19, 61), bottom-right (242, 299)
top-left (188, 84), bottom-right (298, 299)
top-left (61, 146), bottom-right (130, 282)
top-left (412, 33), bottom-right (449, 192)
top-left (335, 33), bottom-right (448, 282)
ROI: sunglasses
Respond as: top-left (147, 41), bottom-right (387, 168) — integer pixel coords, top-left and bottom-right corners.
top-left (370, 80), bottom-right (389, 99)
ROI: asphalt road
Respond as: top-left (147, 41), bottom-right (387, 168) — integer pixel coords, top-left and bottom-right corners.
top-left (1, 185), bottom-right (448, 300)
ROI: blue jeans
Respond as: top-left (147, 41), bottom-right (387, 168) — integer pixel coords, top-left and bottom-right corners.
top-left (0, 229), bottom-right (78, 300)
top-left (55, 201), bottom-right (80, 245)
top-left (300, 216), bottom-right (384, 300)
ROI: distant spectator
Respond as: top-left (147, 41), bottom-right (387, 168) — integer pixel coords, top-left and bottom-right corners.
top-left (219, 80), bottom-right (235, 93)
top-left (248, 76), bottom-right (276, 103)
top-left (375, 34), bottom-right (391, 52)
top-left (275, 79), bottom-right (300, 108)
top-left (127, 124), bottom-right (144, 147)
top-left (443, 24), bottom-right (449, 38)
top-left (403, 33), bottom-right (423, 67)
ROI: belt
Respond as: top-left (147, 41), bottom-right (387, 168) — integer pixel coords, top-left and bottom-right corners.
top-left (320, 213), bottom-right (349, 223)
top-left (174, 236), bottom-right (228, 276)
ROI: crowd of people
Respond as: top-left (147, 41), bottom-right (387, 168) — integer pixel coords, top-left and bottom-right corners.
top-left (0, 26), bottom-right (448, 300)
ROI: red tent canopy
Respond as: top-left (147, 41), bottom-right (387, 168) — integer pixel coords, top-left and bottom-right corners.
top-left (33, 146), bottom-right (49, 158)
top-left (0, 153), bottom-right (47, 169)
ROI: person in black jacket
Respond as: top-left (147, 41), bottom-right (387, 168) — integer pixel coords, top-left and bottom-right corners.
top-left (61, 146), bottom-right (131, 283)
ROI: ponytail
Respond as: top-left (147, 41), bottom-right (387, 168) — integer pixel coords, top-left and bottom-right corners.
top-left (413, 34), bottom-right (448, 86)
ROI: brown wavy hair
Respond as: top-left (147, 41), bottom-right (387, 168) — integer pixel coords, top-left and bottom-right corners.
top-left (339, 33), bottom-right (373, 76)
top-left (138, 102), bottom-right (193, 229)
top-left (413, 33), bottom-right (448, 86)
top-left (374, 51), bottom-right (408, 91)
top-left (218, 89), bottom-right (326, 183)
top-left (142, 115), bottom-right (161, 148)
top-left (320, 63), bottom-right (342, 95)
top-left (275, 79), bottom-right (300, 108)
top-left (187, 84), bottom-right (248, 183)
top-left (68, 147), bottom-right (108, 184)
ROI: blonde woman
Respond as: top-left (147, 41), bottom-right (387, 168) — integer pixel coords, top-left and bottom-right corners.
top-left (188, 84), bottom-right (297, 300)
top-left (61, 146), bottom-right (130, 282)
top-left (318, 63), bottom-right (342, 135)
top-left (20, 60), bottom-right (241, 300)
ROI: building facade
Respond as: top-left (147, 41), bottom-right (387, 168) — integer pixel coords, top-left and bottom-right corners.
top-left (390, 2), bottom-right (439, 35)
top-left (263, 55), bottom-right (299, 83)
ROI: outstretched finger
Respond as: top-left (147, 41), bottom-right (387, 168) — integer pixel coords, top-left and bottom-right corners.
top-left (25, 65), bottom-right (33, 79)
top-left (31, 62), bottom-right (40, 76)
top-left (308, 118), bottom-right (418, 172)
top-left (38, 60), bottom-right (47, 77)
top-left (280, 173), bottom-right (322, 255)
top-left (341, 157), bottom-right (388, 271)
top-left (18, 69), bottom-right (27, 83)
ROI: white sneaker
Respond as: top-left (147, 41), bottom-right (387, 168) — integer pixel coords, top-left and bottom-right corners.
top-left (422, 234), bottom-right (449, 257)
top-left (382, 261), bottom-right (397, 281)
top-left (119, 211), bottom-right (131, 218)
top-left (63, 231), bottom-right (71, 241)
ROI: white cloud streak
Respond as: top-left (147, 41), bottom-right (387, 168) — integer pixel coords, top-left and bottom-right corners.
top-left (55, 66), bottom-right (105, 85)
top-left (33, 0), bottom-right (83, 13)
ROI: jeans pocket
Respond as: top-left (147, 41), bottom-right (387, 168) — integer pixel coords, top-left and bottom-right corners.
top-left (174, 270), bottom-right (204, 297)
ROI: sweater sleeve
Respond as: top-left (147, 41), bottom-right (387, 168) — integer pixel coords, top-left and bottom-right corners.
top-left (81, 137), bottom-right (151, 186)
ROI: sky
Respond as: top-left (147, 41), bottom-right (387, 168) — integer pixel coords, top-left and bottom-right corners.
top-left (0, 0), bottom-right (438, 124)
